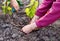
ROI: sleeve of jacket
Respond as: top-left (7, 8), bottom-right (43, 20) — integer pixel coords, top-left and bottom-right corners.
top-left (36, 2), bottom-right (60, 28)
top-left (35, 0), bottom-right (55, 17)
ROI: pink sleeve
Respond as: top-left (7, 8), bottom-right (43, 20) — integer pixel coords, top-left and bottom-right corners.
top-left (35, 0), bottom-right (55, 17)
top-left (36, 2), bottom-right (60, 28)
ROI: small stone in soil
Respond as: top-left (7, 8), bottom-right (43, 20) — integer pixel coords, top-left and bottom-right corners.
top-left (0, 37), bottom-right (3, 41)
top-left (12, 34), bottom-right (18, 38)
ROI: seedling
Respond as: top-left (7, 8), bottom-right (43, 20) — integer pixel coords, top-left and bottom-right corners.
top-left (25, 0), bottom-right (39, 18)
top-left (2, 0), bottom-right (12, 15)
top-left (2, 0), bottom-right (24, 15)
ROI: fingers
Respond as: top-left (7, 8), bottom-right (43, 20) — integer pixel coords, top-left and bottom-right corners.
top-left (21, 24), bottom-right (33, 34)
top-left (11, 0), bottom-right (19, 11)
top-left (13, 4), bottom-right (19, 11)
top-left (20, 29), bottom-right (28, 34)
top-left (21, 23), bottom-right (38, 34)
top-left (21, 27), bottom-right (32, 34)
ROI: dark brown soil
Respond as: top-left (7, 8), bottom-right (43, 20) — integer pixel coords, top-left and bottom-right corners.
top-left (0, 2), bottom-right (60, 41)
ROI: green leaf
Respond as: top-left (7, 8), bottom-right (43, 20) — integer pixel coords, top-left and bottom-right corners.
top-left (9, 11), bottom-right (12, 15)
top-left (7, 7), bottom-right (12, 11)
top-left (2, 0), bottom-right (12, 15)
top-left (25, 0), bottom-right (38, 18)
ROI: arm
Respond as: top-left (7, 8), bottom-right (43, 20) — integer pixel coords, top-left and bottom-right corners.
top-left (31, 0), bottom-right (55, 24)
top-left (36, 2), bottom-right (60, 28)
top-left (35, 0), bottom-right (55, 17)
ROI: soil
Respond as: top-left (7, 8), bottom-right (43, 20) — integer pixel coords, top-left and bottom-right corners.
top-left (0, 1), bottom-right (60, 41)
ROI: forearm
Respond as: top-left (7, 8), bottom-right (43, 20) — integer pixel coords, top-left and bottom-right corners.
top-left (30, 15), bottom-right (39, 23)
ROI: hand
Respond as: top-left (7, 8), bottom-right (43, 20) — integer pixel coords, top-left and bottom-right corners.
top-left (21, 23), bottom-right (38, 34)
top-left (30, 15), bottom-right (39, 23)
top-left (11, 0), bottom-right (19, 11)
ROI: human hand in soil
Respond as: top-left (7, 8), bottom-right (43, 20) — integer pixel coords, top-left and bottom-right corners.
top-left (21, 23), bottom-right (38, 34)
top-left (11, 0), bottom-right (19, 11)
top-left (30, 15), bottom-right (39, 23)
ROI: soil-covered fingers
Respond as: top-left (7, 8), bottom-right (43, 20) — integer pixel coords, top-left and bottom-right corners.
top-left (21, 25), bottom-right (33, 34)
top-left (21, 23), bottom-right (38, 34)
